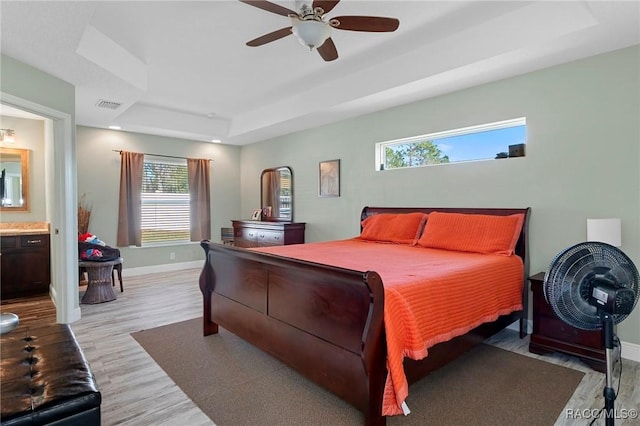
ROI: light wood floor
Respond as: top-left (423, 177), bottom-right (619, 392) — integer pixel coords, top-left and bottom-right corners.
top-left (2, 268), bottom-right (638, 425)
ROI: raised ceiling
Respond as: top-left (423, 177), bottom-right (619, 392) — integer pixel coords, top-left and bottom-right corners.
top-left (1, 1), bottom-right (638, 145)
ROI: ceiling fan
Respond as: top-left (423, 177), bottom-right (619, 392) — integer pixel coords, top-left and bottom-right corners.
top-left (239, 0), bottom-right (400, 61)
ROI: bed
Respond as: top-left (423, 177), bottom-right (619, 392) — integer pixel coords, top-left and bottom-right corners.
top-left (199, 206), bottom-right (530, 425)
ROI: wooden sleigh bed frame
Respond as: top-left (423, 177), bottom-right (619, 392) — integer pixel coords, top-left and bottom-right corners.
top-left (199, 206), bottom-right (530, 425)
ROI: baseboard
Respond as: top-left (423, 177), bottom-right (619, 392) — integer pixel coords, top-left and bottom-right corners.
top-left (122, 260), bottom-right (203, 277)
top-left (49, 284), bottom-right (57, 303)
top-left (49, 285), bottom-right (81, 323)
top-left (620, 340), bottom-right (640, 363)
top-left (68, 307), bottom-right (82, 323)
top-left (506, 320), bottom-right (640, 363)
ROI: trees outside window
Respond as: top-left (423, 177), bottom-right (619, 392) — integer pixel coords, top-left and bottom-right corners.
top-left (141, 160), bottom-right (190, 244)
top-left (384, 141), bottom-right (450, 168)
top-left (376, 118), bottom-right (526, 171)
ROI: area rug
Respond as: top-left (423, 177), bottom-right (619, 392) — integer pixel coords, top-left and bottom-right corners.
top-left (132, 318), bottom-right (584, 425)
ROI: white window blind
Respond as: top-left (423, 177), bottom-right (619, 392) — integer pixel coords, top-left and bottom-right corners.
top-left (141, 157), bottom-right (190, 244)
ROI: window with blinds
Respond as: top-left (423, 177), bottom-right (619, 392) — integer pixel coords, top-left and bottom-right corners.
top-left (141, 157), bottom-right (190, 244)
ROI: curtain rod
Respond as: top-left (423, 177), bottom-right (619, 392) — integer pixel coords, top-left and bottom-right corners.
top-left (112, 150), bottom-right (213, 161)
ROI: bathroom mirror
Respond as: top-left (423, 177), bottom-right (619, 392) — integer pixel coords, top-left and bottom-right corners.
top-left (261, 166), bottom-right (292, 221)
top-left (0, 147), bottom-right (30, 212)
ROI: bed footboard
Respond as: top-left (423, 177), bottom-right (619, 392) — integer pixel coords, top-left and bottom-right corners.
top-left (199, 241), bottom-right (388, 425)
top-left (198, 206), bottom-right (530, 425)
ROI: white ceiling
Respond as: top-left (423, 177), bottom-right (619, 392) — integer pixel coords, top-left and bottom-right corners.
top-left (1, 1), bottom-right (638, 145)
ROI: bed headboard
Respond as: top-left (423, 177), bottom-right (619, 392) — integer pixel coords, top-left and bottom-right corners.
top-left (360, 206), bottom-right (531, 278)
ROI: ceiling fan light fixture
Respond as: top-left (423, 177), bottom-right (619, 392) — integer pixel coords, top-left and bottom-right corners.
top-left (291, 19), bottom-right (331, 50)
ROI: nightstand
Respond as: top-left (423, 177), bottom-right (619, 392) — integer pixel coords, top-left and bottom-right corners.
top-left (528, 272), bottom-right (606, 372)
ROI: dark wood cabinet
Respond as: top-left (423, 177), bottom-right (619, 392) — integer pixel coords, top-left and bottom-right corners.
top-left (231, 220), bottom-right (305, 248)
top-left (1, 233), bottom-right (51, 299)
top-left (529, 272), bottom-right (605, 372)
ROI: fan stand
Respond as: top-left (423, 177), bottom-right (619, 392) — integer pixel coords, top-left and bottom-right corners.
top-left (544, 242), bottom-right (639, 426)
top-left (600, 311), bottom-right (616, 426)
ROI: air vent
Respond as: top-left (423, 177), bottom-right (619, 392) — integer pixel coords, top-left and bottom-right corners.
top-left (95, 99), bottom-right (122, 110)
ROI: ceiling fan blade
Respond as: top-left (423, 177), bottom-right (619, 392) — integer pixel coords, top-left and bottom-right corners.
top-left (312, 0), bottom-right (340, 14)
top-left (331, 16), bottom-right (400, 32)
top-left (246, 27), bottom-right (293, 47)
top-left (317, 37), bottom-right (338, 62)
top-left (238, 0), bottom-right (297, 17)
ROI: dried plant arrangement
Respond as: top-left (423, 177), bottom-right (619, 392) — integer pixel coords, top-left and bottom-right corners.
top-left (78, 193), bottom-right (92, 235)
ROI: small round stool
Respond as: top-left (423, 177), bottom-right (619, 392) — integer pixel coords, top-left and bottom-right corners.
top-left (79, 259), bottom-right (121, 304)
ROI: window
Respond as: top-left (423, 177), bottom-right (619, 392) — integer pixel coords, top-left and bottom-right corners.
top-left (376, 118), bottom-right (526, 171)
top-left (141, 156), bottom-right (190, 244)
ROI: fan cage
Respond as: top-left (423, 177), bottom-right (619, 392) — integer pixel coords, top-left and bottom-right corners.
top-left (544, 242), bottom-right (639, 330)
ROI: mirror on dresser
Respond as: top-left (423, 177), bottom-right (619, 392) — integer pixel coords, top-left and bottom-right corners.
top-left (232, 166), bottom-right (304, 248)
top-left (260, 166), bottom-right (292, 221)
top-left (0, 147), bottom-right (30, 212)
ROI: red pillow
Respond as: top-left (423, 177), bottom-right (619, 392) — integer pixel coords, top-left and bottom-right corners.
top-left (360, 213), bottom-right (428, 245)
top-left (416, 211), bottom-right (524, 256)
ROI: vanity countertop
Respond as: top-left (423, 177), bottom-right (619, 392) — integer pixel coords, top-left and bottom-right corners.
top-left (0, 222), bottom-right (50, 236)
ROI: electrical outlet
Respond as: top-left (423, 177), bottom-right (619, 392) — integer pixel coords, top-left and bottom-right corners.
top-left (170, 252), bottom-right (175, 260)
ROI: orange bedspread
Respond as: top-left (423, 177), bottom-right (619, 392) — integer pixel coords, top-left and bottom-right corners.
top-left (254, 239), bottom-right (524, 416)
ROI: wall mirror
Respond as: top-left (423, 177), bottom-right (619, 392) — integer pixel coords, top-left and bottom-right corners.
top-left (261, 166), bottom-right (292, 221)
top-left (0, 147), bottom-right (30, 212)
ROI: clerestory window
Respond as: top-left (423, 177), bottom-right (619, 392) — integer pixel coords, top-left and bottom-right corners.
top-left (375, 117), bottom-right (526, 171)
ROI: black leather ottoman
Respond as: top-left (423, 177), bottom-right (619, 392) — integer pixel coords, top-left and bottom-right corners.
top-left (1, 323), bottom-right (101, 425)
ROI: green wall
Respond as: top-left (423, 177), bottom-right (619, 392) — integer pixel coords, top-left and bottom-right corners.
top-left (1, 53), bottom-right (76, 225)
top-left (240, 45), bottom-right (640, 345)
top-left (76, 126), bottom-right (241, 268)
top-left (3, 46), bottom-right (638, 345)
top-left (1, 53), bottom-right (79, 322)
top-left (1, 54), bottom-right (75, 116)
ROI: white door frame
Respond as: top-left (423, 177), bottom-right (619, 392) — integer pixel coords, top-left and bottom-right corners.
top-left (1, 92), bottom-right (79, 323)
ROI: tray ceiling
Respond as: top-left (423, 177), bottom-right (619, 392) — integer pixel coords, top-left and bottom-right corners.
top-left (1, 1), bottom-right (638, 145)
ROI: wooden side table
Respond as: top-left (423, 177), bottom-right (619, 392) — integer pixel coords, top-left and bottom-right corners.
top-left (528, 272), bottom-right (606, 372)
top-left (79, 259), bottom-right (121, 304)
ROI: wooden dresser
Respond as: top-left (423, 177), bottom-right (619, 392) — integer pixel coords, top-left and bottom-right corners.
top-left (231, 220), bottom-right (305, 248)
top-left (1, 233), bottom-right (51, 299)
top-left (528, 272), bottom-right (606, 372)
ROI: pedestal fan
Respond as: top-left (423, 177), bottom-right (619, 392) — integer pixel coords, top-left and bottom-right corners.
top-left (544, 242), bottom-right (639, 426)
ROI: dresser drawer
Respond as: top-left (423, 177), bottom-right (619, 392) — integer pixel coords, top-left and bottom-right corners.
top-left (537, 314), bottom-right (602, 347)
top-left (231, 220), bottom-right (305, 248)
top-left (234, 238), bottom-right (257, 248)
top-left (236, 228), bottom-right (258, 241)
top-left (256, 230), bottom-right (284, 246)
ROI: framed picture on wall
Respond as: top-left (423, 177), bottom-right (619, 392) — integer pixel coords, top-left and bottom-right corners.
top-left (319, 159), bottom-right (340, 197)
